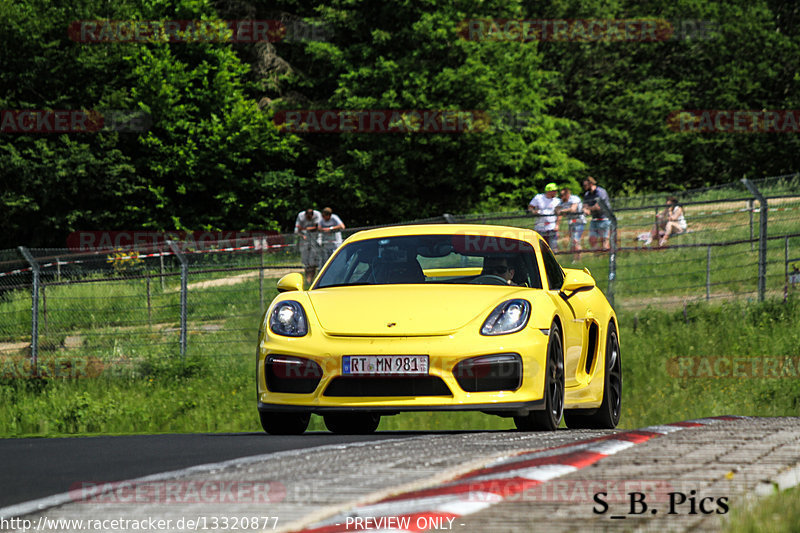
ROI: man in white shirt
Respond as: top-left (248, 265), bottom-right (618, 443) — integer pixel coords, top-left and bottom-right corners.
top-left (527, 182), bottom-right (561, 252)
top-left (556, 187), bottom-right (585, 261)
top-left (294, 208), bottom-right (322, 283)
top-left (318, 207), bottom-right (346, 263)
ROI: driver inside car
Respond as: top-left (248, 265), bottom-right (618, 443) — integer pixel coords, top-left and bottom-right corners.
top-left (481, 256), bottom-right (517, 285)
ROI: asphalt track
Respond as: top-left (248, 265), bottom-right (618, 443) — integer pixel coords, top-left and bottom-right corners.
top-left (4, 419), bottom-right (800, 532)
top-left (0, 431), bottom-right (415, 509)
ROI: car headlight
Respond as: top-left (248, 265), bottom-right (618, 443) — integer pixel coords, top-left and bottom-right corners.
top-left (269, 301), bottom-right (308, 337)
top-left (480, 299), bottom-right (530, 335)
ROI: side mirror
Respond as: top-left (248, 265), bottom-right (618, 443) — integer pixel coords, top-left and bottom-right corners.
top-left (562, 268), bottom-right (596, 293)
top-left (277, 272), bottom-right (304, 293)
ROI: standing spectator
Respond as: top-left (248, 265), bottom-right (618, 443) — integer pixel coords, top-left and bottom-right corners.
top-left (318, 207), bottom-right (346, 263)
top-left (294, 208), bottom-right (322, 284)
top-left (528, 182), bottom-right (561, 251)
top-left (556, 187), bottom-right (585, 261)
top-left (582, 176), bottom-right (612, 251)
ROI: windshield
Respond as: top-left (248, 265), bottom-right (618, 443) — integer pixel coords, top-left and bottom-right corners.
top-left (315, 234), bottom-right (543, 288)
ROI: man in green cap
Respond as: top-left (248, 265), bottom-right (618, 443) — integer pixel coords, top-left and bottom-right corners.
top-left (527, 182), bottom-right (561, 251)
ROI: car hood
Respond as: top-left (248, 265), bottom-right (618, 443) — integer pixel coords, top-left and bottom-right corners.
top-left (307, 285), bottom-right (523, 336)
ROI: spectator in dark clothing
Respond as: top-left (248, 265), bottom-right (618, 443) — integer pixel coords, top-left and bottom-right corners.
top-left (582, 177), bottom-right (612, 251)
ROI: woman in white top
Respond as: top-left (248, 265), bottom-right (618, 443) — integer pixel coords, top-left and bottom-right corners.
top-left (659, 196), bottom-right (687, 246)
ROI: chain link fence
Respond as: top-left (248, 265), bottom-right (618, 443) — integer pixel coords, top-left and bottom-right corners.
top-left (1, 174), bottom-right (799, 376)
top-left (0, 237), bottom-right (302, 377)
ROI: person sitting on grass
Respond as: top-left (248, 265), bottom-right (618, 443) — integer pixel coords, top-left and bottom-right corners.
top-left (642, 196), bottom-right (687, 247)
top-left (658, 196), bottom-right (688, 246)
top-left (637, 196), bottom-right (689, 247)
top-left (790, 264), bottom-right (800, 288)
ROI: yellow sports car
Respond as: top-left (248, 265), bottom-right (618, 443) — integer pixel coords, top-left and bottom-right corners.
top-left (257, 224), bottom-right (620, 434)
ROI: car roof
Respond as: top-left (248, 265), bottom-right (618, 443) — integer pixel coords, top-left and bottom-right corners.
top-left (344, 224), bottom-right (541, 244)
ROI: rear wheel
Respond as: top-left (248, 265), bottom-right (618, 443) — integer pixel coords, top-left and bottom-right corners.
top-left (324, 413), bottom-right (381, 434)
top-left (564, 322), bottom-right (622, 429)
top-left (259, 411), bottom-right (310, 435)
top-left (515, 323), bottom-right (564, 431)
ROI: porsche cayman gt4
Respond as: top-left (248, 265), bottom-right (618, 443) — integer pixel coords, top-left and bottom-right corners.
top-left (256, 224), bottom-right (621, 434)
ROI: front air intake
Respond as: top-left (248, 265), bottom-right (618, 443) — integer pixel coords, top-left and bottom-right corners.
top-left (453, 353), bottom-right (522, 392)
top-left (265, 355), bottom-right (322, 394)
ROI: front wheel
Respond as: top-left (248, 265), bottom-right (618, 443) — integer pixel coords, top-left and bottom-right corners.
top-left (259, 411), bottom-right (310, 435)
top-left (565, 322), bottom-right (622, 429)
top-left (515, 323), bottom-right (564, 431)
top-left (324, 413), bottom-right (381, 434)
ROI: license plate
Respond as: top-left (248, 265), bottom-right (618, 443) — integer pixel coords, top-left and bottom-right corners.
top-left (342, 355), bottom-right (429, 376)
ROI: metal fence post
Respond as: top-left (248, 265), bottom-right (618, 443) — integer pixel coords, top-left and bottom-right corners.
top-left (259, 248), bottom-right (265, 313)
top-left (159, 253), bottom-right (165, 291)
top-left (741, 179), bottom-right (768, 302)
top-left (654, 206), bottom-right (659, 237)
top-left (747, 199), bottom-right (754, 251)
top-left (785, 236), bottom-right (790, 303)
top-left (706, 246), bottom-right (711, 301)
top-left (598, 198), bottom-right (617, 308)
top-left (42, 284), bottom-right (47, 338)
top-left (146, 274), bottom-right (152, 327)
top-left (18, 246), bottom-right (39, 374)
top-left (167, 241), bottom-right (188, 358)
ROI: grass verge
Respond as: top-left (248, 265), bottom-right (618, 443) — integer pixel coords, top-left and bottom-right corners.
top-left (724, 486), bottom-right (800, 533)
top-left (1, 296), bottom-right (798, 436)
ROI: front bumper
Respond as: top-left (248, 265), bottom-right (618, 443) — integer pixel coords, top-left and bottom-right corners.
top-left (258, 399), bottom-right (545, 416)
top-left (257, 327), bottom-right (550, 414)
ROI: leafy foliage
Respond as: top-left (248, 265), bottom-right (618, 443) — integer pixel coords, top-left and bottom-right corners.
top-left (1, 0), bottom-right (799, 246)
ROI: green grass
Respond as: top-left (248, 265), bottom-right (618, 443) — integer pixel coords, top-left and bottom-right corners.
top-left (619, 297), bottom-right (800, 428)
top-left (0, 273), bottom-right (276, 436)
top-left (2, 295), bottom-right (799, 436)
top-left (1, 190), bottom-right (799, 437)
top-left (724, 486), bottom-right (800, 533)
top-left (0, 318), bottom-right (264, 436)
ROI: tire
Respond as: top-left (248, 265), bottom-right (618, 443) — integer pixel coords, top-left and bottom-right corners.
top-left (259, 411), bottom-right (310, 435)
top-left (564, 322), bottom-right (622, 429)
top-left (324, 413), bottom-right (381, 434)
top-left (515, 323), bottom-right (564, 431)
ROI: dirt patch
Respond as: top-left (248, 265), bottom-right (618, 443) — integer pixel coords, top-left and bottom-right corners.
top-left (0, 340), bottom-right (29, 353)
top-left (64, 335), bottom-right (82, 348)
top-left (0, 320), bottom-right (229, 354)
top-left (175, 268), bottom-right (301, 291)
top-left (617, 287), bottom-right (792, 310)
